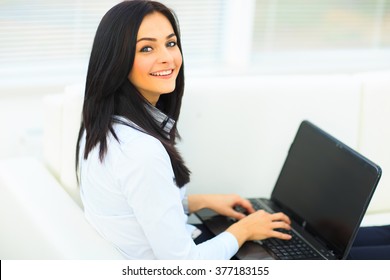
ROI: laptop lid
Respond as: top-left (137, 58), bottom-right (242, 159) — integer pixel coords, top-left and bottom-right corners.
top-left (270, 120), bottom-right (382, 259)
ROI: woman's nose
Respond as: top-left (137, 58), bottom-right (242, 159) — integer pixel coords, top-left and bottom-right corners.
top-left (157, 47), bottom-right (174, 64)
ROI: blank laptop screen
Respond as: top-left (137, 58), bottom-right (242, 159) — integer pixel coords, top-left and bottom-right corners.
top-left (271, 121), bottom-right (381, 257)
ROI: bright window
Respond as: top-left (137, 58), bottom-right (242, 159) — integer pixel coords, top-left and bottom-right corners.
top-left (0, 0), bottom-right (389, 87)
top-left (252, 0), bottom-right (390, 73)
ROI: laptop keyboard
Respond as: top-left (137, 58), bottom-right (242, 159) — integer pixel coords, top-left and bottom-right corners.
top-left (261, 230), bottom-right (323, 259)
top-left (248, 199), bottom-right (324, 260)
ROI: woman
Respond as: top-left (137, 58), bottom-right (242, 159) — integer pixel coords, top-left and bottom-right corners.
top-left (76, 0), bottom-right (291, 259)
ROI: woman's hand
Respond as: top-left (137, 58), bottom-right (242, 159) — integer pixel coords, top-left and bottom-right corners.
top-left (188, 194), bottom-right (255, 219)
top-left (226, 210), bottom-right (292, 247)
top-left (187, 193), bottom-right (292, 248)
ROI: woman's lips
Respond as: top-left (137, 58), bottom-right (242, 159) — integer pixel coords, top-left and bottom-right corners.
top-left (150, 69), bottom-right (174, 77)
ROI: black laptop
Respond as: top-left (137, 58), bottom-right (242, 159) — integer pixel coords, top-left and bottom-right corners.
top-left (195, 120), bottom-right (382, 260)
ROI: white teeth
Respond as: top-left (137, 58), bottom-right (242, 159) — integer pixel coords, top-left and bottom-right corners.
top-left (151, 69), bottom-right (173, 76)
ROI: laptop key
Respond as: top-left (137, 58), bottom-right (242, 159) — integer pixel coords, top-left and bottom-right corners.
top-left (262, 230), bottom-right (323, 260)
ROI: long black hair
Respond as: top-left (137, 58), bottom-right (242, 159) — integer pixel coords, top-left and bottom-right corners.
top-left (76, 0), bottom-right (190, 188)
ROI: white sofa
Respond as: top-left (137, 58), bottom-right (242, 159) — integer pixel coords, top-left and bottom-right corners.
top-left (1, 73), bottom-right (390, 259)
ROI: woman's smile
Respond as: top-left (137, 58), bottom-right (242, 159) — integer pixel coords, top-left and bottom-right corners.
top-left (150, 69), bottom-right (174, 78)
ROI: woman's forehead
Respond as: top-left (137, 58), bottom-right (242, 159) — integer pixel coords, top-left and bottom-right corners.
top-left (137, 12), bottom-right (174, 40)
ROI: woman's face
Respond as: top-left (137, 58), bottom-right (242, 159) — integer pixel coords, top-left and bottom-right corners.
top-left (128, 12), bottom-right (182, 106)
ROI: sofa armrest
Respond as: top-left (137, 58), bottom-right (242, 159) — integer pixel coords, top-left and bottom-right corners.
top-left (0, 157), bottom-right (124, 259)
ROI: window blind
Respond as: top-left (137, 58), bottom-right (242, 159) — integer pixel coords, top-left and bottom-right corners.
top-left (0, 0), bottom-right (225, 76)
top-left (0, 0), bottom-right (388, 82)
top-left (253, 0), bottom-right (390, 52)
top-left (159, 0), bottom-right (225, 65)
top-left (0, 0), bottom-right (120, 65)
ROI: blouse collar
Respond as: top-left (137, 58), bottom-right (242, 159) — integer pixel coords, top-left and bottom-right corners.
top-left (144, 102), bottom-right (175, 136)
top-left (113, 103), bottom-right (175, 138)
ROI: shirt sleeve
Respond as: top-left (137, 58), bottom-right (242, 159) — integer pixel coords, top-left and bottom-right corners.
top-left (116, 135), bottom-right (238, 259)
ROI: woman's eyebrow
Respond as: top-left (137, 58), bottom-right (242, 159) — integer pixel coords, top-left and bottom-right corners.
top-left (136, 33), bottom-right (176, 43)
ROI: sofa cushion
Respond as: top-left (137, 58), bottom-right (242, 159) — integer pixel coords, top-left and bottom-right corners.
top-left (42, 92), bottom-right (64, 180)
top-left (0, 157), bottom-right (124, 259)
top-left (59, 84), bottom-right (84, 207)
top-left (358, 72), bottom-right (390, 213)
top-left (43, 84), bottom-right (84, 207)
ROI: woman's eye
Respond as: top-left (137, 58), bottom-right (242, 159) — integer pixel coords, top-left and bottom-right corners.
top-left (167, 41), bottom-right (177, 47)
top-left (140, 46), bottom-right (152, 52)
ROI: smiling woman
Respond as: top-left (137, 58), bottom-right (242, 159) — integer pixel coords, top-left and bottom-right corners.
top-left (129, 12), bottom-right (183, 106)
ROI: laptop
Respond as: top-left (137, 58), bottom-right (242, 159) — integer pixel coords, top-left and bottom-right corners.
top-left (195, 120), bottom-right (382, 260)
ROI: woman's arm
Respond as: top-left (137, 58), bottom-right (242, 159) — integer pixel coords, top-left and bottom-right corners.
top-left (188, 193), bottom-right (255, 219)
